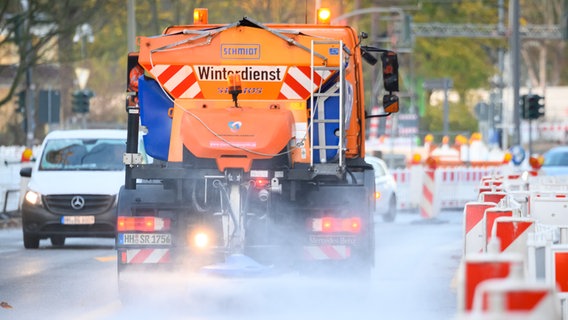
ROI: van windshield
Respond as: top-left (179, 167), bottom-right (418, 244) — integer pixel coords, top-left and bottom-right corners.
top-left (39, 138), bottom-right (126, 171)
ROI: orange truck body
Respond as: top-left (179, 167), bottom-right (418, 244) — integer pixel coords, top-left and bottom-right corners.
top-left (136, 22), bottom-right (365, 169)
top-left (117, 14), bottom-right (398, 282)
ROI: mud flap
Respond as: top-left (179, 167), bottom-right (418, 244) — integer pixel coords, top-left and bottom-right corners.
top-left (200, 254), bottom-right (276, 277)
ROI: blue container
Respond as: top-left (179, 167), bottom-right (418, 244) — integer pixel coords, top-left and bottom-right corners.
top-left (138, 76), bottom-right (173, 161)
top-left (311, 94), bottom-right (340, 163)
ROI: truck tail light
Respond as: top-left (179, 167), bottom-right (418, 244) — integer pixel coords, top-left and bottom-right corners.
top-left (311, 217), bottom-right (362, 233)
top-left (117, 216), bottom-right (171, 232)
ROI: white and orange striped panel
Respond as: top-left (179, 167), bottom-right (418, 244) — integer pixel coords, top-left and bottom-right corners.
top-left (303, 245), bottom-right (351, 260)
top-left (121, 249), bottom-right (171, 264)
top-left (277, 66), bottom-right (332, 100)
top-left (145, 64), bottom-right (204, 99)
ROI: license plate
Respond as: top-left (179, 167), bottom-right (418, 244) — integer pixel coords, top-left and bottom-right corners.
top-left (61, 215), bottom-right (95, 225)
top-left (119, 233), bottom-right (172, 245)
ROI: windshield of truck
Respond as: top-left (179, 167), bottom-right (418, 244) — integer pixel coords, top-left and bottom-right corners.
top-left (39, 138), bottom-right (126, 171)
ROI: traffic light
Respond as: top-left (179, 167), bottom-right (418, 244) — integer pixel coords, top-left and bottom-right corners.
top-left (16, 90), bottom-right (26, 113)
top-left (520, 94), bottom-right (528, 119)
top-left (527, 94), bottom-right (544, 119)
top-left (71, 89), bottom-right (93, 113)
top-left (520, 94), bottom-right (545, 120)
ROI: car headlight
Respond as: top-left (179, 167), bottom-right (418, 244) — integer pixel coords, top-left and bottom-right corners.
top-left (24, 190), bottom-right (43, 207)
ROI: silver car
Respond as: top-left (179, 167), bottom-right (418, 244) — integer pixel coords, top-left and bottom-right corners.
top-left (365, 156), bottom-right (398, 222)
top-left (541, 146), bottom-right (568, 176)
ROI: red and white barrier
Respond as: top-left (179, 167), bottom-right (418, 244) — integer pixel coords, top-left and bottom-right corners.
top-left (483, 208), bottom-right (516, 252)
top-left (479, 191), bottom-right (508, 205)
top-left (456, 167), bottom-right (568, 319)
top-left (458, 245), bottom-right (524, 312)
top-left (464, 202), bottom-right (496, 255)
top-left (469, 275), bottom-right (561, 319)
top-left (420, 168), bottom-right (439, 219)
top-left (390, 165), bottom-right (506, 211)
top-left (491, 217), bottom-right (536, 271)
top-left (529, 191), bottom-right (568, 225)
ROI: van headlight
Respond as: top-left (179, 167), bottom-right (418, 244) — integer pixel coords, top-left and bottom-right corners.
top-left (24, 191), bottom-right (43, 206)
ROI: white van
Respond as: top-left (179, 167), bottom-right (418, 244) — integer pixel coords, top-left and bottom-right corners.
top-left (19, 129), bottom-right (129, 248)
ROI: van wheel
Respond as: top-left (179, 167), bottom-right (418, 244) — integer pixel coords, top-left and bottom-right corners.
top-left (51, 236), bottom-right (66, 246)
top-left (23, 233), bottom-right (40, 249)
top-left (382, 196), bottom-right (397, 223)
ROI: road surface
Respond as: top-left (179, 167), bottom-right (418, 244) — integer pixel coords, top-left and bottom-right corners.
top-left (0, 209), bottom-right (462, 320)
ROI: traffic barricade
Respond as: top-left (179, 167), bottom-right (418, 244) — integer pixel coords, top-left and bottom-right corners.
top-left (463, 202), bottom-right (496, 255)
top-left (529, 191), bottom-right (568, 226)
top-left (483, 207), bottom-right (516, 252)
top-left (457, 239), bottom-right (524, 313)
top-left (468, 269), bottom-right (561, 319)
top-left (438, 167), bottom-right (463, 208)
top-left (527, 224), bottom-right (559, 282)
top-left (391, 167), bottom-right (415, 210)
top-left (544, 227), bottom-right (568, 319)
top-left (479, 191), bottom-right (507, 205)
top-left (420, 167), bottom-right (440, 219)
top-left (490, 216), bottom-right (536, 272)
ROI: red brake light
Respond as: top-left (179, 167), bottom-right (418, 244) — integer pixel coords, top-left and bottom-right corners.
top-left (117, 216), bottom-right (171, 232)
top-left (254, 178), bottom-right (270, 189)
top-left (312, 217), bottom-right (362, 233)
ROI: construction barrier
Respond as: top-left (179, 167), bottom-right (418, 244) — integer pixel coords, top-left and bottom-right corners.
top-left (420, 168), bottom-right (439, 219)
top-left (458, 241), bottom-right (524, 312)
top-left (457, 168), bottom-right (568, 319)
top-left (463, 202), bottom-right (496, 255)
top-left (483, 208), bottom-right (516, 252)
top-left (391, 164), bottom-right (506, 212)
top-left (469, 272), bottom-right (561, 319)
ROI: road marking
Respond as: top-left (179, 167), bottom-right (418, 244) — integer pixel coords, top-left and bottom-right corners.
top-left (95, 255), bottom-right (116, 262)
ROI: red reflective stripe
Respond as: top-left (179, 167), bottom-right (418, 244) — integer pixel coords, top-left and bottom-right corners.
top-left (485, 210), bottom-right (513, 244)
top-left (465, 203), bottom-right (495, 234)
top-left (284, 73), bottom-right (310, 98)
top-left (297, 66), bottom-right (323, 85)
top-left (481, 290), bottom-right (547, 311)
top-left (156, 65), bottom-right (183, 84)
top-left (320, 245), bottom-right (346, 259)
top-left (170, 70), bottom-right (194, 98)
top-left (555, 251), bottom-right (568, 292)
top-left (129, 249), bottom-right (153, 264)
top-left (495, 220), bottom-right (533, 252)
top-left (465, 260), bottom-right (511, 311)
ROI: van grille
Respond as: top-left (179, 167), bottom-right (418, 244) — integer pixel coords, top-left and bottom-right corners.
top-left (44, 195), bottom-right (115, 215)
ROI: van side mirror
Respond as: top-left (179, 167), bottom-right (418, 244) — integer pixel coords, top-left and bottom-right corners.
top-left (20, 167), bottom-right (32, 178)
top-left (383, 94), bottom-right (399, 113)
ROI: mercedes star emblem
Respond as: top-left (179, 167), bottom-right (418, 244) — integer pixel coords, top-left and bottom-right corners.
top-left (71, 196), bottom-right (85, 210)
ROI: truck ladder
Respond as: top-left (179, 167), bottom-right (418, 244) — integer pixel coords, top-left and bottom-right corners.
top-left (309, 40), bottom-right (345, 176)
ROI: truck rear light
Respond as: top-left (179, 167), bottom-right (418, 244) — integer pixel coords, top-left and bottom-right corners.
top-left (187, 227), bottom-right (214, 249)
top-left (254, 178), bottom-right (270, 189)
top-left (117, 216), bottom-right (171, 232)
top-left (311, 217), bottom-right (362, 233)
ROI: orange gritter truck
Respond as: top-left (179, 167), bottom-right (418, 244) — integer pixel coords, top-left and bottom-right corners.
top-left (117, 8), bottom-right (399, 285)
